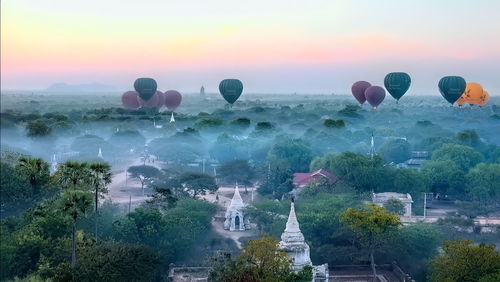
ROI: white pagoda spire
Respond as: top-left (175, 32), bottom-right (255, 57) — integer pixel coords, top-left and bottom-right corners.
top-left (279, 200), bottom-right (312, 271)
top-left (98, 147), bottom-right (103, 158)
top-left (50, 154), bottom-right (58, 173)
top-left (228, 183), bottom-right (244, 209)
top-left (170, 112), bottom-right (175, 123)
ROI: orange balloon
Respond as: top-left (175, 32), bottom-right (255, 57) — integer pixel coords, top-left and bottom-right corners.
top-left (464, 82), bottom-right (483, 105)
top-left (477, 91), bottom-right (490, 106)
top-left (456, 93), bottom-right (467, 106)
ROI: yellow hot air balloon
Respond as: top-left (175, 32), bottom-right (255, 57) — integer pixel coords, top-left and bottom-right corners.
top-left (477, 91), bottom-right (490, 106)
top-left (464, 82), bottom-right (483, 105)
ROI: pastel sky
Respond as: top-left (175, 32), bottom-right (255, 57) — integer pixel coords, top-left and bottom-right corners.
top-left (2, 0), bottom-right (500, 94)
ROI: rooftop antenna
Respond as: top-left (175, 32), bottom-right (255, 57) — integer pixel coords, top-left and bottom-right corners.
top-left (369, 133), bottom-right (376, 160)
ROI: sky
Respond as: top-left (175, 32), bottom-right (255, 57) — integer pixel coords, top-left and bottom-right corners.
top-left (2, 0), bottom-right (500, 94)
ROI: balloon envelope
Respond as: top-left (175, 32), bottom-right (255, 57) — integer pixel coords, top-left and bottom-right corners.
top-left (478, 91), bottom-right (490, 106)
top-left (156, 91), bottom-right (166, 107)
top-left (122, 91), bottom-right (141, 109)
top-left (164, 90), bottom-right (182, 110)
top-left (137, 91), bottom-right (161, 107)
top-left (384, 72), bottom-right (411, 101)
top-left (134, 78), bottom-right (157, 101)
top-left (438, 76), bottom-right (466, 104)
top-left (364, 86), bottom-right (386, 109)
top-left (351, 81), bottom-right (371, 104)
top-left (463, 82), bottom-right (483, 105)
top-left (456, 93), bottom-right (467, 106)
top-left (219, 79), bottom-right (243, 104)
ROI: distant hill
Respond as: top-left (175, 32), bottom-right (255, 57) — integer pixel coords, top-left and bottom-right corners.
top-left (44, 82), bottom-right (121, 92)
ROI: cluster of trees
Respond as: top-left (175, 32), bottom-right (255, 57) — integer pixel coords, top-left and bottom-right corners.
top-left (1, 156), bottom-right (217, 281)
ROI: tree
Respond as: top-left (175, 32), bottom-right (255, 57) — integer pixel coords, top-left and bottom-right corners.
top-left (26, 119), bottom-right (52, 137)
top-left (340, 204), bottom-right (401, 279)
top-left (58, 161), bottom-right (91, 190)
top-left (384, 198), bottom-right (405, 215)
top-left (16, 157), bottom-right (50, 199)
top-left (0, 162), bottom-right (30, 210)
top-left (466, 163), bottom-right (500, 204)
top-left (422, 160), bottom-right (465, 196)
top-left (179, 172), bottom-right (218, 198)
top-left (378, 138), bottom-right (411, 164)
top-left (432, 143), bottom-right (484, 172)
top-left (146, 187), bottom-right (178, 211)
top-left (208, 236), bottom-right (312, 282)
top-left (258, 156), bottom-right (293, 199)
top-left (127, 165), bottom-right (160, 195)
top-left (268, 138), bottom-right (314, 172)
top-left (53, 241), bottom-right (159, 282)
top-left (59, 190), bottom-right (93, 266)
top-left (311, 152), bottom-right (387, 193)
top-left (218, 160), bottom-right (256, 190)
top-left (430, 240), bottom-right (500, 282)
top-left (88, 162), bottom-right (112, 241)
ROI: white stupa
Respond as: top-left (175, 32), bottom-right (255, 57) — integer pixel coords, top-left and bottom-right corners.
top-left (279, 200), bottom-right (312, 271)
top-left (170, 112), bottom-right (175, 123)
top-left (224, 184), bottom-right (249, 231)
top-left (50, 154), bottom-right (58, 173)
top-left (97, 147), bottom-right (103, 158)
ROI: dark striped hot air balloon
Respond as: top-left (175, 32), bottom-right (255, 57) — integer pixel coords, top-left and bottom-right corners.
top-left (219, 79), bottom-right (243, 104)
top-left (384, 72), bottom-right (411, 101)
top-left (134, 78), bottom-right (157, 101)
top-left (438, 76), bottom-right (466, 104)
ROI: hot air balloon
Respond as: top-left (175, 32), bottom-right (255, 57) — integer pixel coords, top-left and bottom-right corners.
top-left (164, 90), bottom-right (182, 123)
top-left (164, 90), bottom-right (182, 110)
top-left (478, 91), bottom-right (490, 106)
top-left (438, 76), bottom-right (466, 104)
top-left (456, 93), bottom-right (467, 106)
top-left (463, 82), bottom-right (483, 105)
top-left (134, 78), bottom-right (157, 101)
top-left (122, 91), bottom-right (141, 109)
top-left (156, 91), bottom-right (166, 107)
top-left (351, 81), bottom-right (371, 104)
top-left (364, 86), bottom-right (386, 109)
top-left (384, 72), bottom-right (411, 102)
top-left (137, 91), bottom-right (161, 107)
top-left (219, 79), bottom-right (243, 105)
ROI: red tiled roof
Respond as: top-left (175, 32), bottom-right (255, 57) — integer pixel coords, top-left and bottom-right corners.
top-left (293, 169), bottom-right (337, 188)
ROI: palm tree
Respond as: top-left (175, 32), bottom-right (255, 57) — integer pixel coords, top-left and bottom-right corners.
top-left (59, 190), bottom-right (93, 266)
top-left (88, 162), bottom-right (112, 241)
top-left (59, 161), bottom-right (90, 190)
top-left (16, 157), bottom-right (50, 199)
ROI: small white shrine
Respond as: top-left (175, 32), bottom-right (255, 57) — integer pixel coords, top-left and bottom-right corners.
top-left (224, 185), bottom-right (249, 231)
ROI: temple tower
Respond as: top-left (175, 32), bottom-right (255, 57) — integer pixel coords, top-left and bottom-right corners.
top-left (279, 200), bottom-right (312, 271)
top-left (224, 185), bottom-right (249, 231)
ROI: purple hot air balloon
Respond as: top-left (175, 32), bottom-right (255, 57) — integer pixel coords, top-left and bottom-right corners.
top-left (351, 81), bottom-right (371, 104)
top-left (164, 90), bottom-right (182, 111)
top-left (137, 91), bottom-right (161, 107)
top-left (364, 86), bottom-right (386, 109)
top-left (122, 91), bottom-right (141, 109)
top-left (156, 91), bottom-right (166, 107)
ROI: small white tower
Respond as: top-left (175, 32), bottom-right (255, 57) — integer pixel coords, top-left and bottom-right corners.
top-left (224, 184), bottom-right (249, 231)
top-left (170, 112), bottom-right (175, 123)
top-left (50, 154), bottom-right (58, 173)
top-left (97, 147), bottom-right (103, 158)
top-left (279, 200), bottom-right (312, 271)
top-left (369, 133), bottom-right (376, 159)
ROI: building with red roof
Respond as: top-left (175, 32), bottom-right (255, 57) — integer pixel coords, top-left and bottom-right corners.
top-left (293, 169), bottom-right (337, 188)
